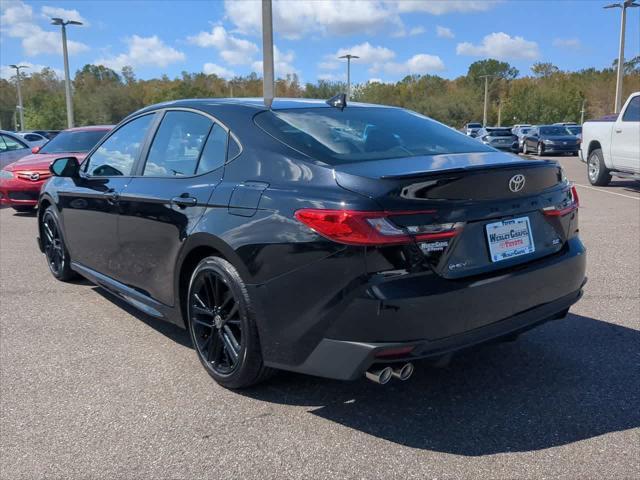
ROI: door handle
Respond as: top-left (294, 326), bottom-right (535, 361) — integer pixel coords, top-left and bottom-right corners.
top-left (170, 195), bottom-right (197, 208)
top-left (615, 129), bottom-right (622, 133)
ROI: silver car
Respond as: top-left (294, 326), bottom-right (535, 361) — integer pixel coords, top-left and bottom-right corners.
top-left (0, 130), bottom-right (35, 169)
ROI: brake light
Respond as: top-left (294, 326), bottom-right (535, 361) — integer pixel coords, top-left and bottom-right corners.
top-left (294, 208), bottom-right (461, 246)
top-left (543, 185), bottom-right (579, 216)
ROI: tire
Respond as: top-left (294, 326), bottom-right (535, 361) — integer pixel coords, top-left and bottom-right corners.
top-left (40, 206), bottom-right (76, 281)
top-left (187, 256), bottom-right (274, 389)
top-left (12, 205), bottom-right (35, 213)
top-left (522, 142), bottom-right (528, 155)
top-left (537, 143), bottom-right (544, 157)
top-left (587, 148), bottom-right (612, 186)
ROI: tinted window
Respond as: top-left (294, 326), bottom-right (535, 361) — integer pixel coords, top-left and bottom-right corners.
top-left (86, 114), bottom-right (154, 176)
top-left (487, 129), bottom-right (513, 137)
top-left (0, 134), bottom-right (27, 151)
top-left (23, 134), bottom-right (42, 141)
top-left (540, 126), bottom-right (569, 136)
top-left (227, 136), bottom-right (241, 160)
top-left (144, 111), bottom-right (212, 177)
top-left (565, 126), bottom-right (582, 135)
top-left (40, 130), bottom-right (109, 154)
top-left (622, 96), bottom-right (640, 122)
top-left (256, 107), bottom-right (492, 165)
top-left (195, 124), bottom-right (227, 174)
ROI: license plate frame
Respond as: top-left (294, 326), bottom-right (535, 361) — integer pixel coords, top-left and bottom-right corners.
top-left (486, 216), bottom-right (535, 263)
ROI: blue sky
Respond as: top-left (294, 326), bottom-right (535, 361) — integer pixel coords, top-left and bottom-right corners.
top-left (1, 0), bottom-right (639, 83)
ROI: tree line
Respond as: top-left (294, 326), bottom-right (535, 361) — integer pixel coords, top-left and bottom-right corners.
top-left (0, 57), bottom-right (638, 131)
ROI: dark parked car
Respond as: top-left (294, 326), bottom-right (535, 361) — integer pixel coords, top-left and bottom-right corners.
top-left (38, 98), bottom-right (586, 388)
top-left (475, 127), bottom-right (519, 153)
top-left (30, 130), bottom-right (60, 140)
top-left (522, 125), bottom-right (580, 156)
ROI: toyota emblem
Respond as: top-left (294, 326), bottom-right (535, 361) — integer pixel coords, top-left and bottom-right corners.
top-left (29, 172), bottom-right (40, 181)
top-left (509, 174), bottom-right (526, 193)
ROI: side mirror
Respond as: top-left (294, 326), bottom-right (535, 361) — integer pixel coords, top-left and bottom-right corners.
top-left (31, 146), bottom-right (41, 154)
top-left (50, 157), bottom-right (80, 178)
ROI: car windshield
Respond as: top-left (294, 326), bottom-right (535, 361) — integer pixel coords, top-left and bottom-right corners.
top-left (39, 130), bottom-right (108, 154)
top-left (487, 129), bottom-right (513, 137)
top-left (467, 123), bottom-right (482, 128)
top-left (255, 107), bottom-right (493, 165)
top-left (540, 126), bottom-right (570, 136)
top-left (519, 128), bottom-right (531, 135)
top-left (565, 126), bottom-right (582, 135)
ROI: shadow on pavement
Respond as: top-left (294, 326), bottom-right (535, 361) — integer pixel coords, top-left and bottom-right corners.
top-left (240, 314), bottom-right (640, 456)
top-left (604, 179), bottom-right (639, 194)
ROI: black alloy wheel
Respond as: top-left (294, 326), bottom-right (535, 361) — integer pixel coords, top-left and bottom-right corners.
top-left (187, 256), bottom-right (273, 388)
top-left (41, 207), bottom-right (75, 280)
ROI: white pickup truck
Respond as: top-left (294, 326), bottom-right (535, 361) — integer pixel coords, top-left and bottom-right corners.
top-left (581, 92), bottom-right (640, 186)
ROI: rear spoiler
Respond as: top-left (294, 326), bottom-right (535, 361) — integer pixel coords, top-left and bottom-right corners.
top-left (379, 160), bottom-right (556, 180)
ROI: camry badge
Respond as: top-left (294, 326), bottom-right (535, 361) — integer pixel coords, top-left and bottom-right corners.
top-left (509, 174), bottom-right (526, 193)
top-left (29, 172), bottom-right (40, 181)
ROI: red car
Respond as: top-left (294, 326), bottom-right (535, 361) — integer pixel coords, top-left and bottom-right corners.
top-left (0, 125), bottom-right (112, 212)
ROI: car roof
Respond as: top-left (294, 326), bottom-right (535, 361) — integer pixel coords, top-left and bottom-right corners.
top-left (62, 125), bottom-right (114, 132)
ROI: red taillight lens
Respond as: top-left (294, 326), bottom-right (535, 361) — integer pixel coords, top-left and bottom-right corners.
top-left (294, 208), bottom-right (461, 246)
top-left (543, 185), bottom-right (579, 217)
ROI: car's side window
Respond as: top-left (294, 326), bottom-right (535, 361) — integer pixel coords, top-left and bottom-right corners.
top-left (622, 96), bottom-right (640, 122)
top-left (196, 124), bottom-right (228, 175)
top-left (143, 111), bottom-right (213, 177)
top-left (85, 114), bottom-right (155, 177)
top-left (227, 135), bottom-right (241, 160)
top-left (1, 135), bottom-right (27, 151)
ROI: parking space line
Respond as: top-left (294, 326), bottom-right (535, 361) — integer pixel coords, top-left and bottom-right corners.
top-left (573, 183), bottom-right (640, 201)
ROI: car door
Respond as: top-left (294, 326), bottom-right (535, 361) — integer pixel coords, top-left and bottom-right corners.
top-left (525, 128), bottom-right (537, 150)
top-left (610, 95), bottom-right (640, 173)
top-left (58, 113), bottom-right (157, 278)
top-left (0, 134), bottom-right (30, 169)
top-left (116, 109), bottom-right (231, 306)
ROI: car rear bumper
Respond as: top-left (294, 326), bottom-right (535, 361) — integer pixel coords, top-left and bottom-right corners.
top-left (285, 287), bottom-right (583, 381)
top-left (258, 237), bottom-right (587, 380)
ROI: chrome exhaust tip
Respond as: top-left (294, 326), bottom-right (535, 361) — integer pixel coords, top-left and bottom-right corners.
top-left (365, 366), bottom-right (393, 384)
top-left (391, 362), bottom-right (414, 381)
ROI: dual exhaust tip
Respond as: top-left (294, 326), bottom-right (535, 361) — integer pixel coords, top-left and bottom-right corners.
top-left (365, 363), bottom-right (414, 384)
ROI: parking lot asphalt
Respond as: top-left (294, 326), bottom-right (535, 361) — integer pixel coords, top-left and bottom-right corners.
top-left (1, 155), bottom-right (639, 480)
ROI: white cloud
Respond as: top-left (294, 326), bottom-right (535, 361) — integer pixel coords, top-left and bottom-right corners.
top-left (317, 73), bottom-right (345, 81)
top-left (436, 25), bottom-right (454, 39)
top-left (393, 25), bottom-right (426, 37)
top-left (41, 6), bottom-right (88, 25)
top-left (456, 32), bottom-right (540, 60)
top-left (95, 35), bottom-right (185, 70)
top-left (188, 25), bottom-right (258, 65)
top-left (251, 46), bottom-right (298, 77)
top-left (336, 42), bottom-right (396, 64)
top-left (396, 0), bottom-right (503, 15)
top-left (318, 61), bottom-right (340, 71)
top-left (0, 0), bottom-right (89, 56)
top-left (225, 0), bottom-right (396, 38)
top-left (0, 62), bottom-right (62, 79)
top-left (553, 38), bottom-right (581, 50)
top-left (378, 54), bottom-right (445, 75)
top-left (203, 63), bottom-right (235, 79)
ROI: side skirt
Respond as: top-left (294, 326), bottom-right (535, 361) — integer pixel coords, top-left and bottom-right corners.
top-left (70, 261), bottom-right (185, 328)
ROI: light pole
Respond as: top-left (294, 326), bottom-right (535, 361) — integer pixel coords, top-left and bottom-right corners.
top-left (339, 54), bottom-right (359, 101)
top-left (479, 74), bottom-right (495, 126)
top-left (51, 17), bottom-right (82, 128)
top-left (261, 0), bottom-right (275, 108)
top-left (604, 1), bottom-right (639, 113)
top-left (580, 99), bottom-right (586, 124)
top-left (8, 64), bottom-right (28, 131)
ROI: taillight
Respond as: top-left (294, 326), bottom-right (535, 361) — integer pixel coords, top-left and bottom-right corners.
top-left (543, 185), bottom-right (579, 216)
top-left (294, 208), bottom-right (462, 246)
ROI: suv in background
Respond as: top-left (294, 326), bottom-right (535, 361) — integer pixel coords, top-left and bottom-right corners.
top-left (475, 127), bottom-right (519, 153)
top-left (465, 122), bottom-right (482, 137)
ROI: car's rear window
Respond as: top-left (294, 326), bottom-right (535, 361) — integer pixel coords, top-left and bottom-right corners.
top-left (255, 107), bottom-right (492, 165)
top-left (39, 130), bottom-right (109, 154)
top-left (487, 129), bottom-right (514, 137)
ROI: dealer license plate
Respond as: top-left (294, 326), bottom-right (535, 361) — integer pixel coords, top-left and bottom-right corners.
top-left (486, 216), bottom-right (535, 262)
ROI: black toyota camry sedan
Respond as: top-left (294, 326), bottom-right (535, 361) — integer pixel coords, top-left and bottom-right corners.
top-left (37, 98), bottom-right (586, 388)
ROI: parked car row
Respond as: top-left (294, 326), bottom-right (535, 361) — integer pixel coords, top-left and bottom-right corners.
top-left (0, 126), bottom-right (112, 211)
top-left (464, 122), bottom-right (582, 156)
